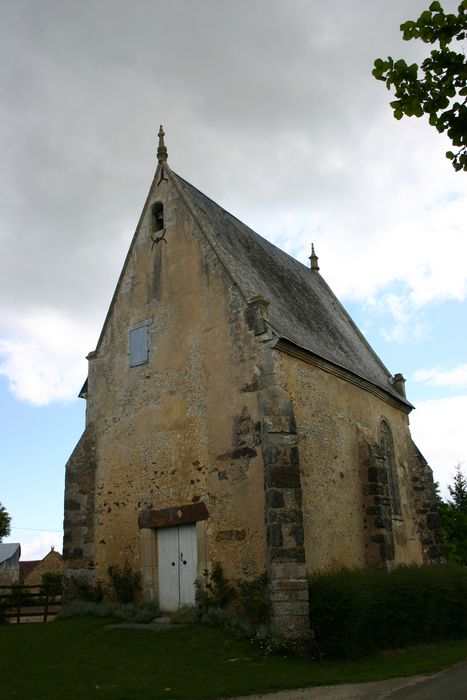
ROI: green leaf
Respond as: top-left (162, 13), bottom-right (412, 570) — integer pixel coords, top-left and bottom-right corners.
top-left (394, 59), bottom-right (408, 71)
top-left (372, 0), bottom-right (466, 173)
top-left (372, 58), bottom-right (388, 80)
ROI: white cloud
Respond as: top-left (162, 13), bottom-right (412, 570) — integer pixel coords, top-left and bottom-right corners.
top-left (377, 294), bottom-right (417, 343)
top-left (413, 364), bottom-right (467, 388)
top-left (0, 311), bottom-right (94, 405)
top-left (409, 395), bottom-right (467, 498)
top-left (318, 176), bottom-right (466, 310)
top-left (9, 530), bottom-right (63, 561)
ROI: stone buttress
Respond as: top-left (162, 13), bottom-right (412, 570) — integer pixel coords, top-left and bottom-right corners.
top-left (246, 296), bottom-right (312, 643)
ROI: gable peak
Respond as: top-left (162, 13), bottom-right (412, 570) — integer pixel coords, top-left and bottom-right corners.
top-left (157, 125), bottom-right (168, 163)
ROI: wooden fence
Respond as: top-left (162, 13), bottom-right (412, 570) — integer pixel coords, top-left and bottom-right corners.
top-left (0, 584), bottom-right (62, 623)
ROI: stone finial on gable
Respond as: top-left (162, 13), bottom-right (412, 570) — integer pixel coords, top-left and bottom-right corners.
top-left (309, 243), bottom-right (319, 271)
top-left (157, 125), bottom-right (168, 162)
top-left (246, 295), bottom-right (270, 335)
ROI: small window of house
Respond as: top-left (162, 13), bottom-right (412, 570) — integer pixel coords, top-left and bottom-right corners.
top-left (129, 325), bottom-right (148, 367)
top-left (152, 201), bottom-right (164, 233)
top-left (379, 419), bottom-right (402, 517)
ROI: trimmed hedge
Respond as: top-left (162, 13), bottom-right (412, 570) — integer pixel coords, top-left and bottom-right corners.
top-left (309, 564), bottom-right (467, 658)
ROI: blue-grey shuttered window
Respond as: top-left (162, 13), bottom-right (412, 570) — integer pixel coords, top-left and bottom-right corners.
top-left (129, 325), bottom-right (148, 367)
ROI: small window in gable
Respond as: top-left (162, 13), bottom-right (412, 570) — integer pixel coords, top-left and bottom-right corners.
top-left (379, 419), bottom-right (402, 517)
top-left (129, 325), bottom-right (148, 367)
top-left (152, 201), bottom-right (164, 233)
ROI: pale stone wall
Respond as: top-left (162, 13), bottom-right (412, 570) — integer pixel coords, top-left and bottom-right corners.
top-left (72, 168), bottom-right (266, 593)
top-left (0, 570), bottom-right (19, 586)
top-left (0, 547), bottom-right (20, 585)
top-left (273, 349), bottom-right (426, 573)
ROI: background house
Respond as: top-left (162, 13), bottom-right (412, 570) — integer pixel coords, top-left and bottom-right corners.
top-left (20, 547), bottom-right (63, 586)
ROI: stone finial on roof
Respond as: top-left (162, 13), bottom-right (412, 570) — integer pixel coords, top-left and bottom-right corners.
top-left (246, 295), bottom-right (270, 335)
top-left (157, 125), bottom-right (168, 162)
top-left (309, 243), bottom-right (319, 271)
top-left (391, 373), bottom-right (406, 398)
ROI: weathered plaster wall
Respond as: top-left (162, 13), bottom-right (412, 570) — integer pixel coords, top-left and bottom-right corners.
top-left (274, 350), bottom-right (426, 572)
top-left (79, 170), bottom-right (266, 588)
top-left (0, 569), bottom-right (19, 585)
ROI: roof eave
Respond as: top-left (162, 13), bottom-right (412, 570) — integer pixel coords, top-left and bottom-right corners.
top-left (275, 336), bottom-right (414, 414)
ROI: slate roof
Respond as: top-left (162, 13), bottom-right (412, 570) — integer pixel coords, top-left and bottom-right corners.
top-left (174, 173), bottom-right (411, 407)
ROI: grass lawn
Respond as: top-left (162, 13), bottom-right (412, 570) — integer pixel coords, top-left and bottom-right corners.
top-left (1, 617), bottom-right (467, 699)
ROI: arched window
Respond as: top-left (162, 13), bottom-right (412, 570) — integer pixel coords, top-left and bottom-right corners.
top-left (379, 420), bottom-right (402, 516)
top-left (151, 201), bottom-right (164, 234)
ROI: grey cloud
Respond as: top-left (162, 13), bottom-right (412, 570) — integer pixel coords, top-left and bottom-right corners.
top-left (0, 0), bottom-right (463, 337)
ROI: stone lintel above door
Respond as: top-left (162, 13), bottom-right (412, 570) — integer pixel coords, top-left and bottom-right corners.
top-left (138, 502), bottom-right (209, 529)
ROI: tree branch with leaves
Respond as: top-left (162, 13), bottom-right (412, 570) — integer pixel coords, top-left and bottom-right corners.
top-left (373, 1), bottom-right (467, 171)
top-left (436, 464), bottom-right (467, 564)
top-left (0, 502), bottom-right (11, 542)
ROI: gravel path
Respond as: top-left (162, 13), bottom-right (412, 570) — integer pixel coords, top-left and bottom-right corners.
top-left (225, 675), bottom-right (428, 700)
top-left (226, 661), bottom-right (467, 700)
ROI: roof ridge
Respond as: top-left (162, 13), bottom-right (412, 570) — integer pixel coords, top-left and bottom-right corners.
top-left (172, 173), bottom-right (258, 233)
top-left (171, 170), bottom-right (321, 282)
top-left (172, 171), bottom-right (314, 275)
top-left (167, 168), bottom-right (250, 301)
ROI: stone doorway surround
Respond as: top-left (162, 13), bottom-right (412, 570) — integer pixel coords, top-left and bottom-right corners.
top-left (138, 502), bottom-right (208, 605)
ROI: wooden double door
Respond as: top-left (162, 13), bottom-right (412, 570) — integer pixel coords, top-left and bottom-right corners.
top-left (157, 524), bottom-right (197, 611)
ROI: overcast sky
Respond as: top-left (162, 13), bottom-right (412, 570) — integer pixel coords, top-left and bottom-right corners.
top-left (1, 0), bottom-right (466, 559)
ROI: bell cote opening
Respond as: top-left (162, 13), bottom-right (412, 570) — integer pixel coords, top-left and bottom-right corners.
top-left (152, 201), bottom-right (164, 233)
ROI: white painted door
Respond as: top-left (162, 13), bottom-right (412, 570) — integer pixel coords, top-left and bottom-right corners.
top-left (178, 524), bottom-right (197, 606)
top-left (157, 524), bottom-right (197, 611)
top-left (157, 526), bottom-right (180, 611)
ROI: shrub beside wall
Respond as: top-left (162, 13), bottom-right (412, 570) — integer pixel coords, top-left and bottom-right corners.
top-left (309, 564), bottom-right (467, 658)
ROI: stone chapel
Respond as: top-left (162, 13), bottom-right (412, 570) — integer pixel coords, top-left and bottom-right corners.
top-left (63, 128), bottom-right (442, 639)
